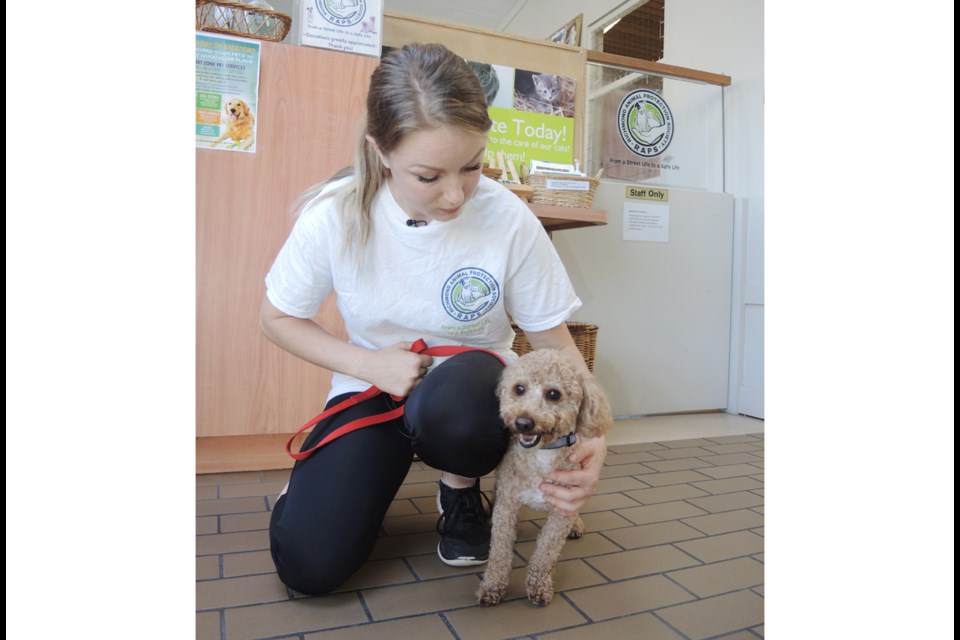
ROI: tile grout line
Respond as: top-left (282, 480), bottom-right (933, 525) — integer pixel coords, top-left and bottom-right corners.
top-left (437, 611), bottom-right (463, 640)
top-left (201, 438), bottom-right (762, 639)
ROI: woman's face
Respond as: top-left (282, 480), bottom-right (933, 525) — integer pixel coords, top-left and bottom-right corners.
top-left (375, 125), bottom-right (488, 224)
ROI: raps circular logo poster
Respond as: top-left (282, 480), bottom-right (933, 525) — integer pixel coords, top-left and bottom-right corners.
top-left (315, 0), bottom-right (365, 27)
top-left (617, 89), bottom-right (675, 157)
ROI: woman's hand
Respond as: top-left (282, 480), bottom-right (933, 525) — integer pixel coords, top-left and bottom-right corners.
top-left (365, 342), bottom-right (433, 397)
top-left (260, 296), bottom-right (433, 397)
top-left (539, 434), bottom-right (608, 516)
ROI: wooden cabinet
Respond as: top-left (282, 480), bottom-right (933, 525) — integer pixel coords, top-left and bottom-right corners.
top-left (196, 42), bottom-right (377, 472)
top-left (196, 42), bottom-right (606, 473)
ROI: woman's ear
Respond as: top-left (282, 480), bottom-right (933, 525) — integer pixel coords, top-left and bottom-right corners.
top-left (366, 135), bottom-right (389, 170)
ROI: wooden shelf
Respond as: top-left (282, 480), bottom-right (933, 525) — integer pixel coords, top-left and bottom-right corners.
top-left (586, 50), bottom-right (731, 86)
top-left (530, 203), bottom-right (608, 232)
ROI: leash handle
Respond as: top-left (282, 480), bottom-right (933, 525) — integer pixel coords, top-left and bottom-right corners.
top-left (285, 340), bottom-right (505, 460)
top-left (284, 385), bottom-right (387, 460)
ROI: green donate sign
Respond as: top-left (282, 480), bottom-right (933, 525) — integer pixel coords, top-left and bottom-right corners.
top-left (485, 106), bottom-right (574, 169)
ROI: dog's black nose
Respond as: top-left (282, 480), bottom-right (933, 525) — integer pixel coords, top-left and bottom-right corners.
top-left (515, 417), bottom-right (535, 433)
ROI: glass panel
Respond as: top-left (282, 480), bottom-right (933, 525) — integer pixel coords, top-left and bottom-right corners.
top-left (585, 60), bottom-right (724, 192)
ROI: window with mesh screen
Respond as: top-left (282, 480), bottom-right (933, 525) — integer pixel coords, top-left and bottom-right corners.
top-left (602, 0), bottom-right (664, 62)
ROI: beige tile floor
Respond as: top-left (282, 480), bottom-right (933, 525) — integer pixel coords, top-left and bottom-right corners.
top-left (197, 413), bottom-right (764, 640)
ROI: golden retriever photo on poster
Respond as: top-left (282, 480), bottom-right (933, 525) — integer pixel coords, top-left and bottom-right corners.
top-left (210, 97), bottom-right (255, 151)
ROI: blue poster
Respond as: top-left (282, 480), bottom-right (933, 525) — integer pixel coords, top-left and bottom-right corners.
top-left (195, 33), bottom-right (262, 153)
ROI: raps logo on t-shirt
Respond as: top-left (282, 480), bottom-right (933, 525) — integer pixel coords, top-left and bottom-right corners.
top-left (442, 268), bottom-right (500, 321)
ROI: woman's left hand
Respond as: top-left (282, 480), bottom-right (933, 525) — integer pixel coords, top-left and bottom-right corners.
top-left (539, 434), bottom-right (608, 516)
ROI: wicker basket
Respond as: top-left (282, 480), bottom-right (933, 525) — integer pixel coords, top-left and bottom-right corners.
top-left (520, 169), bottom-right (602, 208)
top-left (196, 0), bottom-right (292, 43)
top-left (512, 322), bottom-right (599, 373)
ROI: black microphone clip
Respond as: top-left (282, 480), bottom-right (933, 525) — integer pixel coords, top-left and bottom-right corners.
top-left (406, 219), bottom-right (427, 227)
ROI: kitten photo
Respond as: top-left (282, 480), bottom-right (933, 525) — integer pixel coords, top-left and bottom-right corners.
top-left (514, 70), bottom-right (575, 116)
top-left (531, 73), bottom-right (561, 105)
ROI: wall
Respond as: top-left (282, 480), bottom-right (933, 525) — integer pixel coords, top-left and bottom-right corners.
top-left (502, 0), bottom-right (764, 418)
top-left (553, 184), bottom-right (735, 415)
top-left (660, 0), bottom-right (764, 419)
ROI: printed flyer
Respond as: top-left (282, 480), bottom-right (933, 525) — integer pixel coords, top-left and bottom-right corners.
top-left (299, 0), bottom-right (383, 58)
top-left (196, 33), bottom-right (262, 153)
top-left (475, 62), bottom-right (576, 169)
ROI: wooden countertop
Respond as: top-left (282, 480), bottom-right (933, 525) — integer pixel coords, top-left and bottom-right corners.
top-left (501, 184), bottom-right (607, 232)
top-left (530, 203), bottom-right (608, 232)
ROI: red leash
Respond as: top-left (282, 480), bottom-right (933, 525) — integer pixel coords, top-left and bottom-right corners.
top-left (285, 339), bottom-right (505, 460)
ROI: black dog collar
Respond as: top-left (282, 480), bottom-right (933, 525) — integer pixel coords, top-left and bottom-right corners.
top-left (540, 433), bottom-right (577, 450)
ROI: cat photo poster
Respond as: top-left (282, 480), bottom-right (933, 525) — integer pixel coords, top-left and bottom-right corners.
top-left (464, 60), bottom-right (577, 167)
top-left (513, 69), bottom-right (576, 117)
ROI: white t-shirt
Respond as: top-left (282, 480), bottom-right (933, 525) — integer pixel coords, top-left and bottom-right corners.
top-left (265, 175), bottom-right (582, 400)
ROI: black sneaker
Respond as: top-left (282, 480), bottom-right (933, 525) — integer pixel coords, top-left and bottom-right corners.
top-left (435, 480), bottom-right (491, 567)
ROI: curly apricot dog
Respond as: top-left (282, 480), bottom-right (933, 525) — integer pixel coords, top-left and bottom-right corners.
top-left (477, 348), bottom-right (613, 607)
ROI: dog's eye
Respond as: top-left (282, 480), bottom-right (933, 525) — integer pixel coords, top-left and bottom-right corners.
top-left (545, 389), bottom-right (562, 401)
top-left (513, 384), bottom-right (526, 396)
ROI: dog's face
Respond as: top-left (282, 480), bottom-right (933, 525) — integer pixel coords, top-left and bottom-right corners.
top-left (223, 98), bottom-right (254, 137)
top-left (497, 349), bottom-right (612, 449)
top-left (224, 98), bottom-right (250, 121)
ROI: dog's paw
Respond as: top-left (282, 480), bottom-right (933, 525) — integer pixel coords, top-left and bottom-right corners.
top-left (525, 574), bottom-right (554, 607)
top-left (568, 515), bottom-right (585, 539)
top-left (527, 587), bottom-right (553, 607)
top-left (476, 584), bottom-right (503, 607)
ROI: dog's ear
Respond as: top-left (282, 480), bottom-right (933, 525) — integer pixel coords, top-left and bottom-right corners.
top-left (576, 371), bottom-right (613, 438)
top-left (241, 100), bottom-right (252, 117)
top-left (495, 369), bottom-right (509, 402)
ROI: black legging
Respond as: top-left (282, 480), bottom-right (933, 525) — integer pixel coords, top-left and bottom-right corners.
top-left (269, 351), bottom-right (508, 595)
